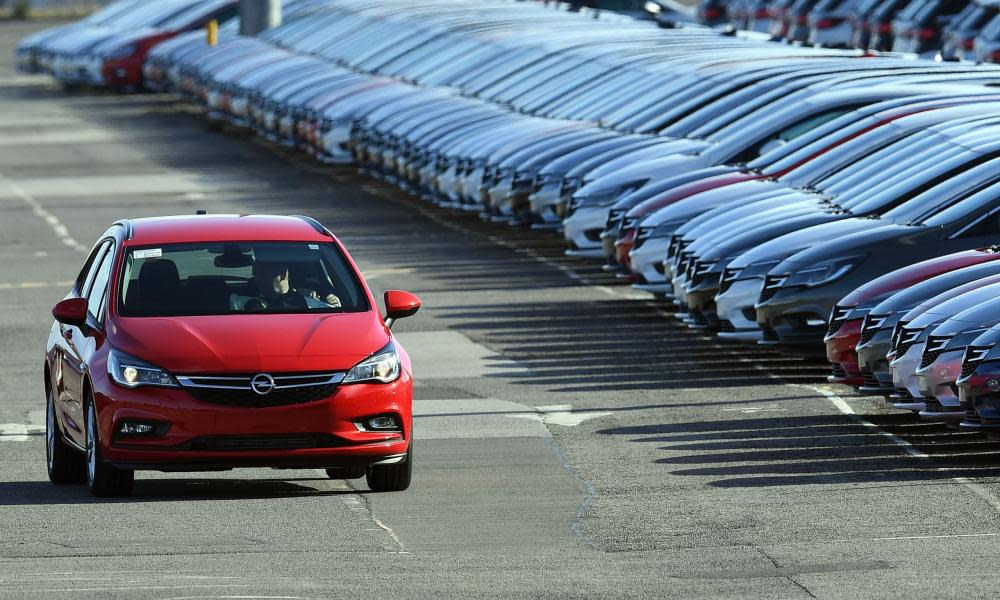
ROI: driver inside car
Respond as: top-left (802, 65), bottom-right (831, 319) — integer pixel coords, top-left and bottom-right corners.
top-left (231, 260), bottom-right (341, 311)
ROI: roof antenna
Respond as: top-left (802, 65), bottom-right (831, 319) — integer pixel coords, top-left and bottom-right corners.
top-left (195, 209), bottom-right (207, 215)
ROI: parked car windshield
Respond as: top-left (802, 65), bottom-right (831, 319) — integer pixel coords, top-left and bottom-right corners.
top-left (118, 241), bottom-right (370, 317)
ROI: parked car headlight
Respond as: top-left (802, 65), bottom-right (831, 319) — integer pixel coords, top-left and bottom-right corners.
top-left (737, 259), bottom-right (780, 280)
top-left (343, 343), bottom-right (400, 384)
top-left (784, 255), bottom-right (865, 288)
top-left (107, 348), bottom-right (178, 388)
top-left (106, 44), bottom-right (137, 61)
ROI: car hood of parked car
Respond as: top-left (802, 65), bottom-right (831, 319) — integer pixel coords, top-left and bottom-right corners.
top-left (108, 311), bottom-right (390, 373)
top-left (728, 217), bottom-right (881, 270)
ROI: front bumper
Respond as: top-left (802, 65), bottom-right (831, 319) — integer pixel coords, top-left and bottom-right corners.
top-left (915, 349), bottom-right (964, 410)
top-left (856, 329), bottom-right (893, 394)
top-left (755, 285), bottom-right (834, 349)
top-left (95, 372), bottom-right (413, 471)
top-left (629, 237), bottom-right (670, 285)
top-left (715, 277), bottom-right (765, 342)
top-left (563, 206), bottom-right (608, 254)
top-left (825, 318), bottom-right (862, 387)
top-left (890, 343), bottom-right (924, 402)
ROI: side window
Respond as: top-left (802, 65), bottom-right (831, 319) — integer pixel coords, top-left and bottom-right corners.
top-left (75, 241), bottom-right (111, 296)
top-left (86, 245), bottom-right (116, 323)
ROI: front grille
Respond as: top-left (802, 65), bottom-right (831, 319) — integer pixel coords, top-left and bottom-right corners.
top-left (187, 385), bottom-right (336, 408)
top-left (830, 363), bottom-right (847, 379)
top-left (826, 306), bottom-right (851, 337)
top-left (859, 313), bottom-right (886, 345)
top-left (758, 275), bottom-right (786, 304)
top-left (182, 433), bottom-right (345, 451)
top-left (718, 267), bottom-right (740, 295)
top-left (961, 346), bottom-right (991, 378)
top-left (676, 251), bottom-right (694, 276)
top-left (177, 372), bottom-right (344, 408)
top-left (893, 326), bottom-right (921, 357)
top-left (892, 387), bottom-right (913, 400)
top-left (719, 319), bottom-right (736, 333)
top-left (919, 336), bottom-right (952, 369)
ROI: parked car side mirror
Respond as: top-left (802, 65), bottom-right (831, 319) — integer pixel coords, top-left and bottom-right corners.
top-left (52, 298), bottom-right (88, 328)
top-left (384, 290), bottom-right (421, 328)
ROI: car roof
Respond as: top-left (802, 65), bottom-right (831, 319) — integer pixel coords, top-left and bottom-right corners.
top-left (123, 214), bottom-right (333, 245)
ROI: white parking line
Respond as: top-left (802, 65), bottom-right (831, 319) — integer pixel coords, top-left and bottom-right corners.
top-left (0, 171), bottom-right (87, 253)
top-left (800, 384), bottom-right (1000, 513)
top-left (0, 281), bottom-right (72, 290)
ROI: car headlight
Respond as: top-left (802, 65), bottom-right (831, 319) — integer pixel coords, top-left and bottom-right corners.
top-left (107, 348), bottom-right (178, 388)
top-left (784, 255), bottom-right (865, 288)
top-left (343, 343), bottom-right (400, 384)
top-left (106, 44), bottom-right (137, 61)
top-left (736, 259), bottom-right (780, 280)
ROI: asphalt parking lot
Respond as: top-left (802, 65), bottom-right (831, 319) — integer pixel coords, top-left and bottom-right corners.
top-left (6, 19), bottom-right (1000, 600)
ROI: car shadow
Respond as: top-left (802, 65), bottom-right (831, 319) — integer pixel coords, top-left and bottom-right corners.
top-left (0, 477), bottom-right (359, 505)
top-left (433, 299), bottom-right (829, 392)
top-left (598, 413), bottom-right (1000, 488)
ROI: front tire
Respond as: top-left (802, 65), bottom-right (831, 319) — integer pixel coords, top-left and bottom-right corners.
top-left (85, 399), bottom-right (134, 497)
top-left (46, 386), bottom-right (85, 484)
top-left (366, 446), bottom-right (412, 492)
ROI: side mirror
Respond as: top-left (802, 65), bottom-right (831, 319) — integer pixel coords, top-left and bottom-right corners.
top-left (52, 298), bottom-right (88, 328)
top-left (384, 290), bottom-right (421, 328)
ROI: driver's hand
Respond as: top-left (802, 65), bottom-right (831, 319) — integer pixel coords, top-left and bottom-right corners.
top-left (324, 293), bottom-right (341, 308)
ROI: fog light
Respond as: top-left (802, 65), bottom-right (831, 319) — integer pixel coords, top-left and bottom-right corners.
top-left (119, 421), bottom-right (154, 435)
top-left (367, 416), bottom-right (397, 430)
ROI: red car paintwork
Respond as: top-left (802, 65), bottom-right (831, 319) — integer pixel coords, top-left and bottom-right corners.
top-left (615, 172), bottom-right (762, 267)
top-left (826, 248), bottom-right (1000, 387)
top-left (45, 215), bottom-right (417, 473)
top-left (102, 31), bottom-right (175, 89)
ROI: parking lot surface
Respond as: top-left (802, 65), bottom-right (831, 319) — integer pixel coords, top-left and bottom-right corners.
top-left (4, 19), bottom-right (1000, 599)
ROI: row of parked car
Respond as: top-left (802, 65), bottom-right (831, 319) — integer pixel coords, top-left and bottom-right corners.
top-left (19, 0), bottom-right (1000, 431)
top-left (691, 0), bottom-right (1000, 63)
top-left (15, 0), bottom-right (239, 90)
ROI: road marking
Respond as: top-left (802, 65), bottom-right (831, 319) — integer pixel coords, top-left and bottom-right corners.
top-left (0, 171), bottom-right (87, 253)
top-left (800, 384), bottom-right (1000, 513)
top-left (869, 532), bottom-right (999, 541)
top-left (0, 423), bottom-right (43, 441)
top-left (507, 404), bottom-right (613, 427)
top-left (0, 280), bottom-right (72, 290)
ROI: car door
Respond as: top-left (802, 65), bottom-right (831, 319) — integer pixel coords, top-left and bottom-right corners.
top-left (60, 238), bottom-right (116, 447)
top-left (52, 241), bottom-right (108, 429)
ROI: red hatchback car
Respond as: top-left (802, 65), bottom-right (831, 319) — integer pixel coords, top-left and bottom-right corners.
top-left (44, 214), bottom-right (420, 497)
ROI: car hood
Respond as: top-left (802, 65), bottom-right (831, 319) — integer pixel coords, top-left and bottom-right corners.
top-left (577, 153), bottom-right (705, 198)
top-left (109, 312), bottom-right (389, 373)
top-left (696, 206), bottom-right (841, 261)
top-left (92, 26), bottom-right (160, 55)
top-left (668, 184), bottom-right (800, 233)
top-left (775, 223), bottom-right (920, 274)
top-left (908, 281), bottom-right (1000, 330)
top-left (729, 218), bottom-right (882, 269)
top-left (838, 248), bottom-right (1000, 309)
top-left (577, 139), bottom-right (707, 181)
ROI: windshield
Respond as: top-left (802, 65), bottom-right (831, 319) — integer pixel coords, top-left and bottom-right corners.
top-left (118, 242), bottom-right (370, 317)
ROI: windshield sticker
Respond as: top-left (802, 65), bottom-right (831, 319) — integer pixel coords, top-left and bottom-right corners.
top-left (308, 244), bottom-right (319, 250)
top-left (133, 248), bottom-right (162, 259)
